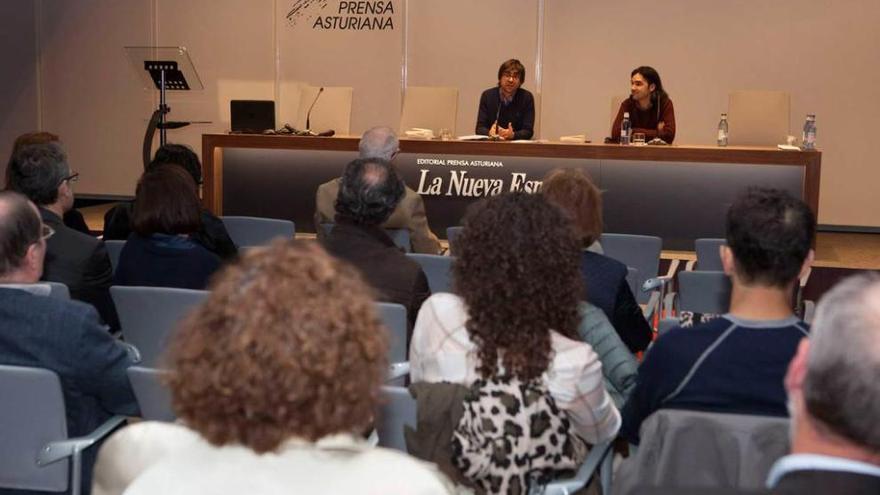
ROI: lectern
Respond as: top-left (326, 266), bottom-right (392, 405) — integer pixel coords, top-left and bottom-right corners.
top-left (125, 46), bottom-right (204, 169)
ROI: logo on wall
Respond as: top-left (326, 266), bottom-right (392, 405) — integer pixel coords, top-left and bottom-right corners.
top-left (413, 157), bottom-right (542, 197)
top-left (287, 0), bottom-right (395, 30)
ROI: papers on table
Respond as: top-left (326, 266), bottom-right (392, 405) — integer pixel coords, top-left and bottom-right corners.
top-left (457, 134), bottom-right (490, 141)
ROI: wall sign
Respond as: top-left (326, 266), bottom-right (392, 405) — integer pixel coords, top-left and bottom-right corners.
top-left (287, 0), bottom-right (395, 30)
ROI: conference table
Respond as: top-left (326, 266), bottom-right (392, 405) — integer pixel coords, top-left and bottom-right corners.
top-left (201, 134), bottom-right (821, 250)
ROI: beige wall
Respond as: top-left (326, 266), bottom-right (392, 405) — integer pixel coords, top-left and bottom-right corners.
top-left (2, 0), bottom-right (878, 227)
top-left (0, 1), bottom-right (40, 186)
top-left (40, 0), bottom-right (153, 197)
top-left (406, 0), bottom-right (539, 137)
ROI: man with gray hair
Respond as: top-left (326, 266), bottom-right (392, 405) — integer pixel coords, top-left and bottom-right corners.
top-left (766, 273), bottom-right (880, 492)
top-left (314, 126), bottom-right (441, 254)
top-left (7, 141), bottom-right (118, 329)
top-left (0, 191), bottom-right (139, 493)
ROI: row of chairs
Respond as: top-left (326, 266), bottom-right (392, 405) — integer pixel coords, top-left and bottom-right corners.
top-left (0, 360), bottom-right (787, 495)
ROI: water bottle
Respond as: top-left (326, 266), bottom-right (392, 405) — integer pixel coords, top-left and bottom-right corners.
top-left (717, 113), bottom-right (729, 147)
top-left (620, 112), bottom-right (631, 145)
top-left (801, 114), bottom-right (817, 150)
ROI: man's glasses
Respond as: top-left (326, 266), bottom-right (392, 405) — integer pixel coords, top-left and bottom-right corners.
top-left (61, 172), bottom-right (79, 184)
top-left (41, 225), bottom-right (55, 241)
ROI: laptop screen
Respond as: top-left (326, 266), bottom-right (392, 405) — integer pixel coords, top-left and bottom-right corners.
top-left (230, 100), bottom-right (275, 133)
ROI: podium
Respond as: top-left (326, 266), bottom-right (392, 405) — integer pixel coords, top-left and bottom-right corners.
top-left (125, 46), bottom-right (204, 169)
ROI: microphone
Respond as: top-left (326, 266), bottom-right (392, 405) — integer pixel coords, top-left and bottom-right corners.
top-left (305, 86), bottom-right (324, 134)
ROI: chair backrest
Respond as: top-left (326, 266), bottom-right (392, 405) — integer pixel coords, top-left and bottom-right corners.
top-left (296, 85), bottom-right (353, 135)
top-left (727, 90), bottom-right (791, 146)
top-left (127, 366), bottom-right (175, 422)
top-left (377, 385), bottom-right (417, 453)
top-left (600, 233), bottom-right (662, 304)
top-left (386, 228), bottom-right (412, 253)
top-left (220, 216), bottom-right (295, 248)
top-left (445, 226), bottom-right (463, 256)
top-left (375, 302), bottom-right (407, 364)
top-left (406, 253), bottom-right (454, 294)
top-left (111, 286), bottom-right (209, 366)
top-left (399, 86), bottom-right (459, 136)
top-left (0, 365), bottom-right (69, 492)
top-left (104, 240), bottom-right (126, 274)
top-left (615, 409), bottom-right (789, 495)
top-left (0, 282), bottom-right (70, 300)
top-left (694, 238), bottom-right (726, 271)
top-left (678, 270), bottom-right (732, 314)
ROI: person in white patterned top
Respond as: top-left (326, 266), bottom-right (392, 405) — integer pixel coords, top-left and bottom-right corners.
top-left (409, 193), bottom-right (620, 444)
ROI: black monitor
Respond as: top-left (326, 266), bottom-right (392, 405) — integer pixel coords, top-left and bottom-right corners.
top-left (230, 100), bottom-right (275, 133)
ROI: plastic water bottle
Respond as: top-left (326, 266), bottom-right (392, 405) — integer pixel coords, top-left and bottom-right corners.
top-left (801, 114), bottom-right (817, 150)
top-left (717, 113), bottom-right (729, 147)
top-left (620, 112), bottom-right (631, 145)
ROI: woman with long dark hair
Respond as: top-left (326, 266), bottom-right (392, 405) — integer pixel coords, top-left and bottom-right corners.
top-left (611, 65), bottom-right (676, 143)
top-left (410, 193), bottom-right (620, 442)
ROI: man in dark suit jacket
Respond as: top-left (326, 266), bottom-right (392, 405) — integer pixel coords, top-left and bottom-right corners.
top-left (322, 157), bottom-right (430, 335)
top-left (7, 141), bottom-right (119, 329)
top-left (0, 191), bottom-right (139, 494)
top-left (765, 273), bottom-right (880, 494)
top-left (9, 142), bottom-right (119, 329)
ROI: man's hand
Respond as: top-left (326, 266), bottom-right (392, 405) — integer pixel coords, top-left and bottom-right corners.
top-left (658, 122), bottom-right (666, 131)
top-left (489, 121), bottom-right (499, 138)
top-left (498, 123), bottom-right (515, 140)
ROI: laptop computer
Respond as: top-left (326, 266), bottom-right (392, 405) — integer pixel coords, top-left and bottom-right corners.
top-left (230, 100), bottom-right (275, 133)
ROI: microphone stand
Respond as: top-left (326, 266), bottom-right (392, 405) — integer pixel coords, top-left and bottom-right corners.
top-left (302, 87), bottom-right (324, 136)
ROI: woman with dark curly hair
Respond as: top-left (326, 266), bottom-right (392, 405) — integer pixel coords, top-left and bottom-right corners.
top-left (92, 241), bottom-right (453, 495)
top-left (409, 193), bottom-right (620, 445)
top-left (542, 168), bottom-right (654, 354)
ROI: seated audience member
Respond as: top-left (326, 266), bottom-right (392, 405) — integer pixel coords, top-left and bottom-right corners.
top-left (611, 66), bottom-right (676, 144)
top-left (542, 167), bottom-right (654, 353)
top-left (5, 131), bottom-right (90, 234)
top-left (92, 241), bottom-right (454, 495)
top-left (103, 144), bottom-right (237, 260)
top-left (322, 157), bottom-right (430, 332)
top-left (621, 188), bottom-right (815, 445)
top-left (767, 273), bottom-right (880, 493)
top-left (410, 193), bottom-right (620, 475)
top-left (314, 126), bottom-right (441, 254)
top-left (0, 191), bottom-right (139, 493)
top-left (114, 165), bottom-right (220, 290)
top-left (7, 141), bottom-right (119, 329)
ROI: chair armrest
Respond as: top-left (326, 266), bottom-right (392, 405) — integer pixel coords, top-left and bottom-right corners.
top-left (641, 276), bottom-right (673, 320)
top-left (387, 362), bottom-right (410, 381)
top-left (535, 440), bottom-right (613, 495)
top-left (37, 415), bottom-right (127, 466)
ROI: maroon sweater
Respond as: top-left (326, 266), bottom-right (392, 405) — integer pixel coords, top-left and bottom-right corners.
top-left (611, 97), bottom-right (676, 144)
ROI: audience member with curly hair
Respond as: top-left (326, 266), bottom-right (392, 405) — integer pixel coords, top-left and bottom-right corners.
top-left (542, 168), bottom-right (654, 353)
top-left (409, 192), bottom-right (620, 444)
top-left (92, 241), bottom-right (454, 495)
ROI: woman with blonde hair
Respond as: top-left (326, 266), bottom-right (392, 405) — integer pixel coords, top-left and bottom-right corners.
top-left (93, 241), bottom-right (453, 495)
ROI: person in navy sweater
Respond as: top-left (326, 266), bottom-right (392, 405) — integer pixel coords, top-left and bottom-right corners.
top-left (621, 188), bottom-right (816, 445)
top-left (114, 165), bottom-right (220, 290)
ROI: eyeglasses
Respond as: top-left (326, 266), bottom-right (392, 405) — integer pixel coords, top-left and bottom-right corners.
top-left (41, 225), bottom-right (55, 241)
top-left (501, 71), bottom-right (521, 80)
top-left (61, 172), bottom-right (79, 184)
